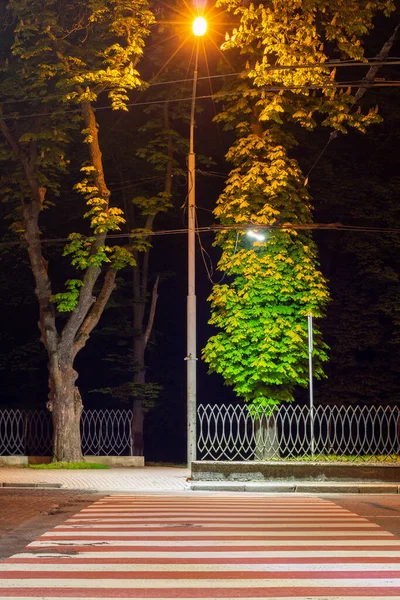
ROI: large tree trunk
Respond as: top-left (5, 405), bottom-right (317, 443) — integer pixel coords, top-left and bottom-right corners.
top-left (48, 362), bottom-right (83, 462)
top-left (254, 414), bottom-right (279, 461)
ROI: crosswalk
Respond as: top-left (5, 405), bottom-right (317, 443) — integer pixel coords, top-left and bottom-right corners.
top-left (1, 494), bottom-right (400, 599)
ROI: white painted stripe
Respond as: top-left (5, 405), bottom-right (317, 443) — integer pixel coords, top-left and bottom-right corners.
top-left (40, 530), bottom-right (389, 538)
top-left (79, 510), bottom-right (352, 515)
top-left (1, 563), bottom-right (400, 573)
top-left (89, 506), bottom-right (351, 511)
top-left (91, 504), bottom-right (349, 509)
top-left (67, 516), bottom-right (372, 523)
top-left (0, 597), bottom-right (397, 600)
top-left (87, 501), bottom-right (348, 504)
top-left (57, 521), bottom-right (377, 529)
top-left (92, 498), bottom-right (337, 502)
top-left (92, 501), bottom-right (341, 505)
top-left (0, 577), bottom-right (400, 588)
top-left (94, 497), bottom-right (328, 501)
top-left (12, 551), bottom-right (400, 558)
top-left (28, 539), bottom-right (400, 547)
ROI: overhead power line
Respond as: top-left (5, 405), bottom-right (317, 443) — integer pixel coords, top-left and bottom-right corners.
top-left (1, 57), bottom-right (399, 108)
top-left (1, 222), bottom-right (400, 248)
top-left (150, 58), bottom-right (400, 86)
top-left (1, 80), bottom-right (400, 122)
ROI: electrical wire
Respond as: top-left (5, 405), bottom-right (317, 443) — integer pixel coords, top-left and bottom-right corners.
top-left (2, 222), bottom-right (400, 248)
top-left (1, 57), bottom-right (399, 107)
top-left (195, 210), bottom-right (216, 283)
top-left (107, 175), bottom-right (166, 193)
top-left (1, 80), bottom-right (400, 122)
top-left (197, 169), bottom-right (227, 179)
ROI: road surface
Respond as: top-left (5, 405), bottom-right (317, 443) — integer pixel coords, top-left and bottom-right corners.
top-left (1, 493), bottom-right (400, 598)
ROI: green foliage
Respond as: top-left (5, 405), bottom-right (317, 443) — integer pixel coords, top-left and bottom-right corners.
top-left (50, 279), bottom-right (84, 313)
top-left (126, 229), bottom-right (154, 253)
top-left (108, 245), bottom-right (136, 270)
top-left (90, 350), bottom-right (162, 410)
top-left (61, 234), bottom-right (135, 273)
top-left (204, 231), bottom-right (329, 409)
top-left (0, 0), bottom-right (154, 318)
top-left (76, 167), bottom-right (126, 234)
top-left (92, 382), bottom-right (161, 410)
top-left (132, 193), bottom-right (172, 217)
top-left (271, 455), bottom-right (400, 464)
top-left (204, 0), bottom-right (394, 410)
top-left (62, 234), bottom-right (106, 269)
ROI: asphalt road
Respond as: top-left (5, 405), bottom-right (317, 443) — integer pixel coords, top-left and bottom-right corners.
top-left (330, 494), bottom-right (400, 538)
top-left (0, 488), bottom-right (103, 560)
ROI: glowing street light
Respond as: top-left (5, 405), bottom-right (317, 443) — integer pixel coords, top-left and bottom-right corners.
top-left (246, 229), bottom-right (266, 242)
top-left (192, 16), bottom-right (207, 37)
top-left (187, 16), bottom-right (207, 467)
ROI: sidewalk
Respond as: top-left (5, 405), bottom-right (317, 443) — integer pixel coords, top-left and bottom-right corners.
top-left (0, 466), bottom-right (190, 492)
top-left (0, 466), bottom-right (399, 493)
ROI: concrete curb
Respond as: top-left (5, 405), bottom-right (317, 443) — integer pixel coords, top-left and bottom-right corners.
top-left (188, 481), bottom-right (400, 494)
top-left (0, 456), bottom-right (144, 468)
top-left (0, 482), bottom-right (62, 488)
top-left (191, 460), bottom-right (400, 483)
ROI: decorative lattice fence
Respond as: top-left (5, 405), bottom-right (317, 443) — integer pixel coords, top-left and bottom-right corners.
top-left (0, 409), bottom-right (133, 456)
top-left (2, 404), bottom-right (399, 461)
top-left (197, 403), bottom-right (400, 462)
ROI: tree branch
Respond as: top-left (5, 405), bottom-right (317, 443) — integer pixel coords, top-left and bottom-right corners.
top-left (144, 275), bottom-right (159, 349)
top-left (353, 22), bottom-right (400, 103)
top-left (61, 97), bottom-right (110, 347)
top-left (0, 105), bottom-right (20, 155)
top-left (0, 105), bottom-right (58, 355)
top-left (73, 269), bottom-right (117, 357)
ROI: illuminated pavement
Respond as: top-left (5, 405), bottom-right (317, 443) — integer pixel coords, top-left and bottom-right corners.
top-left (1, 494), bottom-right (400, 598)
top-left (0, 467), bottom-right (398, 494)
top-left (0, 467), bottom-right (190, 492)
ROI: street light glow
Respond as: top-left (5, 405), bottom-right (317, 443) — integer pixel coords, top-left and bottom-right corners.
top-left (247, 229), bottom-right (266, 242)
top-left (192, 16), bottom-right (207, 36)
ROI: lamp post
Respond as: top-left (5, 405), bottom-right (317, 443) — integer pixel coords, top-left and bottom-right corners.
top-left (187, 16), bottom-right (207, 467)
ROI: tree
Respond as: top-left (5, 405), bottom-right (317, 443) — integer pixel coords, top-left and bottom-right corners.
top-left (203, 0), bottom-right (395, 415)
top-left (86, 19), bottom-right (206, 453)
top-left (87, 13), bottom-right (214, 455)
top-left (0, 0), bottom-right (154, 461)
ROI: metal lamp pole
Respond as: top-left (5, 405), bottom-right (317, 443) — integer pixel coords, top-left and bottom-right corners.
top-left (308, 313), bottom-right (315, 456)
top-left (187, 17), bottom-right (206, 467)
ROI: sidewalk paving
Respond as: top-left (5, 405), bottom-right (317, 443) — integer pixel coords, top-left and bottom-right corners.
top-left (0, 466), bottom-right (399, 493)
top-left (0, 466), bottom-right (191, 492)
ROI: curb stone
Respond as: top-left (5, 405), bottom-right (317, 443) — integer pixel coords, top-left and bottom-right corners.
top-left (188, 481), bottom-right (400, 494)
top-left (1, 482), bottom-right (62, 489)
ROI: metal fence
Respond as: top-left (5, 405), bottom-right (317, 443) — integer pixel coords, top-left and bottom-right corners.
top-left (0, 409), bottom-right (133, 456)
top-left (197, 403), bottom-right (400, 462)
top-left (2, 404), bottom-right (399, 461)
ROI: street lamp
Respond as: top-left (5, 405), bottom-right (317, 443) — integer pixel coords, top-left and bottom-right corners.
top-left (246, 229), bottom-right (266, 242)
top-left (192, 16), bottom-right (207, 37)
top-left (186, 16), bottom-right (207, 467)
